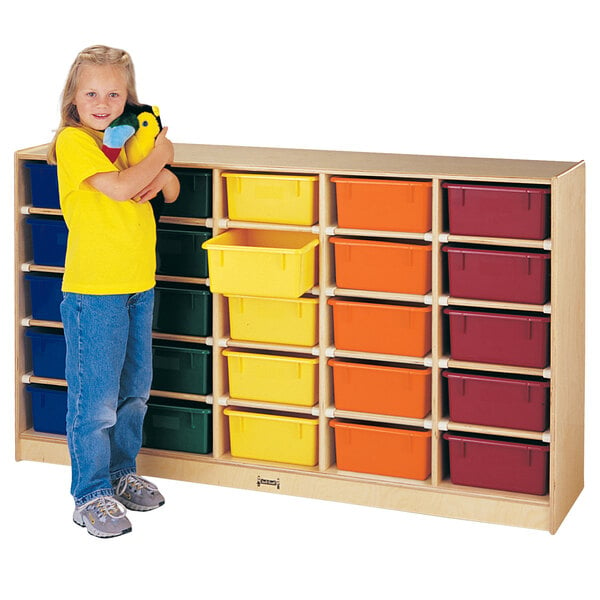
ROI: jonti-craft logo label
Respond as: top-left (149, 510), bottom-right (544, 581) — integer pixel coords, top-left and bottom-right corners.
top-left (257, 475), bottom-right (281, 490)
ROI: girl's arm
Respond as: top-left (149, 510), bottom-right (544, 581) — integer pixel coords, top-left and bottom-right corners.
top-left (135, 168), bottom-right (180, 204)
top-left (86, 128), bottom-right (174, 201)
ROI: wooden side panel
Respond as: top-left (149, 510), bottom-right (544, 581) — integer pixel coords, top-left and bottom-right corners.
top-left (14, 153), bottom-right (34, 459)
top-left (549, 162), bottom-right (585, 532)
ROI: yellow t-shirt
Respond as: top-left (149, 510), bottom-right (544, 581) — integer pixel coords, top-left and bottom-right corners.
top-left (56, 126), bottom-right (156, 294)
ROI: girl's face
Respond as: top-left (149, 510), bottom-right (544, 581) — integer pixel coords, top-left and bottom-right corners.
top-left (73, 64), bottom-right (128, 131)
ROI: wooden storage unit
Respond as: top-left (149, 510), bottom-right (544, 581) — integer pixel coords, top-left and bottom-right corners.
top-left (14, 143), bottom-right (585, 533)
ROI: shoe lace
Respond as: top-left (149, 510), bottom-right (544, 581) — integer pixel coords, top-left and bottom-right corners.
top-left (115, 474), bottom-right (158, 497)
top-left (87, 496), bottom-right (127, 520)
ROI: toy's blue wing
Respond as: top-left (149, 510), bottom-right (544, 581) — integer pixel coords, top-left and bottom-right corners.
top-left (103, 124), bottom-right (136, 150)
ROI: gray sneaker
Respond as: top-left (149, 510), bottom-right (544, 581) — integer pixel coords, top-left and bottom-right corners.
top-left (73, 496), bottom-right (132, 538)
top-left (113, 474), bottom-right (165, 511)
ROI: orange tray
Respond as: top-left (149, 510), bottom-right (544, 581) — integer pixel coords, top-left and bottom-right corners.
top-left (328, 298), bottom-right (432, 357)
top-left (332, 177), bottom-right (432, 233)
top-left (331, 237), bottom-right (431, 294)
top-left (329, 359), bottom-right (431, 418)
top-left (330, 420), bottom-right (431, 480)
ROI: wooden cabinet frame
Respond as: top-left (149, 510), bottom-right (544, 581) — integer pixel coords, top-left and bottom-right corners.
top-left (14, 143), bottom-right (585, 533)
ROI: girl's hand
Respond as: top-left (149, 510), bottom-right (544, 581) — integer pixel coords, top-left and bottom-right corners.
top-left (161, 169), bottom-right (180, 203)
top-left (134, 168), bottom-right (180, 204)
top-left (154, 127), bottom-right (174, 164)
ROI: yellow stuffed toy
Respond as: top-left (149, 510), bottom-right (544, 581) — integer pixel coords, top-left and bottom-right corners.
top-left (101, 103), bottom-right (165, 220)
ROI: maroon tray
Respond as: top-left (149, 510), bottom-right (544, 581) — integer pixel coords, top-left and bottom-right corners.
top-left (444, 182), bottom-right (550, 240)
top-left (444, 432), bottom-right (549, 495)
top-left (443, 245), bottom-right (550, 304)
top-left (443, 371), bottom-right (549, 431)
top-left (444, 308), bottom-right (550, 368)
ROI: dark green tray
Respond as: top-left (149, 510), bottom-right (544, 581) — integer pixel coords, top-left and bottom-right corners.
top-left (151, 341), bottom-right (212, 395)
top-left (162, 168), bottom-right (212, 219)
top-left (153, 283), bottom-right (212, 337)
top-left (156, 226), bottom-right (211, 277)
top-left (143, 398), bottom-right (212, 454)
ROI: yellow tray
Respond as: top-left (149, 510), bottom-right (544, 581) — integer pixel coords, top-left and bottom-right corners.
top-left (224, 408), bottom-right (318, 466)
top-left (202, 229), bottom-right (319, 298)
top-left (227, 295), bottom-right (319, 346)
top-left (223, 350), bottom-right (318, 406)
top-left (223, 172), bottom-right (318, 225)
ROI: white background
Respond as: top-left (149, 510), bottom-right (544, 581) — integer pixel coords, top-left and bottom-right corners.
top-left (1, 0), bottom-right (597, 597)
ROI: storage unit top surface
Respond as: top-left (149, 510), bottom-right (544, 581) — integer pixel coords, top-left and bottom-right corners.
top-left (17, 143), bottom-right (581, 182)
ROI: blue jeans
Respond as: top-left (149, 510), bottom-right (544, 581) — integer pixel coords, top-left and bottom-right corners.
top-left (60, 289), bottom-right (154, 506)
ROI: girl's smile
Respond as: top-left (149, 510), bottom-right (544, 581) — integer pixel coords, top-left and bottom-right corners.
top-left (73, 64), bottom-right (128, 131)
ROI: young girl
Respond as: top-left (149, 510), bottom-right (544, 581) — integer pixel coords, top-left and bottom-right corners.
top-left (47, 45), bottom-right (180, 538)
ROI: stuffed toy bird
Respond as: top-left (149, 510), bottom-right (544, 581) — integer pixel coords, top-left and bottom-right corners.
top-left (101, 103), bottom-right (165, 221)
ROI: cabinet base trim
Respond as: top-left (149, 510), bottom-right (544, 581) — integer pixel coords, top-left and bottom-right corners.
top-left (16, 436), bottom-right (552, 532)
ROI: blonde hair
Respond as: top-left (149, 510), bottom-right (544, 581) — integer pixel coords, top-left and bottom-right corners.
top-left (47, 45), bottom-right (139, 164)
